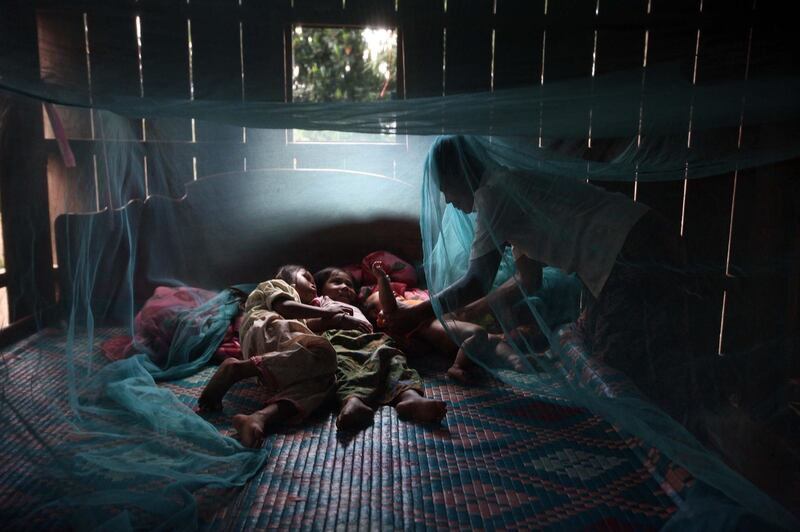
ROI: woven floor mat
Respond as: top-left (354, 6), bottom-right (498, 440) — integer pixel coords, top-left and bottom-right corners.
top-left (171, 360), bottom-right (689, 530)
top-left (1, 328), bottom-right (692, 530)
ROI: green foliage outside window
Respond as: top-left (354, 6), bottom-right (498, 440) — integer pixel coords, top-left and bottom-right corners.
top-left (292, 26), bottom-right (397, 103)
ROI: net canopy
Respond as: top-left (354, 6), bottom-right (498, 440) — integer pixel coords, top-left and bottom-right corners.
top-left (0, 0), bottom-right (798, 529)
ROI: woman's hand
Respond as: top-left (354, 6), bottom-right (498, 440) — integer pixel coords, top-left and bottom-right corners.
top-left (323, 303), bottom-right (354, 319)
top-left (381, 300), bottom-right (423, 334)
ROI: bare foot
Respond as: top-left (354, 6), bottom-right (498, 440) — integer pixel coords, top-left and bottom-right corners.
top-left (199, 358), bottom-right (245, 411)
top-left (395, 391), bottom-right (447, 424)
top-left (336, 396), bottom-right (375, 431)
top-left (233, 412), bottom-right (267, 448)
top-left (447, 364), bottom-right (473, 384)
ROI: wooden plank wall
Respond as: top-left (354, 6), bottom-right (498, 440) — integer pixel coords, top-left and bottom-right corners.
top-left (6, 0), bottom-right (797, 376)
top-left (0, 1), bottom-right (54, 338)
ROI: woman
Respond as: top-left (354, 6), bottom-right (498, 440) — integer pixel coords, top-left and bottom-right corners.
top-left (387, 135), bottom-right (693, 420)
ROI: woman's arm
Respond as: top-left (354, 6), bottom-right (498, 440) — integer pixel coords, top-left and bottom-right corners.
top-left (436, 249), bottom-right (502, 313)
top-left (385, 249), bottom-right (502, 333)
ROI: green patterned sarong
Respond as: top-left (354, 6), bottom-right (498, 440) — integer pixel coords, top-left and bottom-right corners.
top-left (322, 329), bottom-right (424, 406)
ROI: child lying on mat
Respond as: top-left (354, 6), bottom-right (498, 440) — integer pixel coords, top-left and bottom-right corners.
top-left (314, 266), bottom-right (447, 430)
top-left (198, 265), bottom-right (367, 448)
top-left (365, 261), bottom-right (528, 383)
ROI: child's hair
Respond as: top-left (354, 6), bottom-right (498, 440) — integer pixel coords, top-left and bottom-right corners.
top-left (314, 267), bottom-right (357, 292)
top-left (275, 264), bottom-right (306, 285)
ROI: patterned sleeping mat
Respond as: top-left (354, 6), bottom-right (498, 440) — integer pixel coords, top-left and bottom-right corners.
top-left (1, 326), bottom-right (694, 530)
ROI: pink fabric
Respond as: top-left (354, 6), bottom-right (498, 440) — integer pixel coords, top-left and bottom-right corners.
top-left (43, 103), bottom-right (76, 168)
top-left (353, 250), bottom-right (423, 306)
top-left (360, 250), bottom-right (417, 287)
top-left (341, 264), bottom-right (363, 286)
top-left (100, 286), bottom-right (243, 362)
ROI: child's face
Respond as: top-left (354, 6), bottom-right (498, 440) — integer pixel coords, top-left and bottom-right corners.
top-left (320, 269), bottom-right (357, 305)
top-left (292, 268), bottom-right (318, 304)
top-left (363, 291), bottom-right (380, 324)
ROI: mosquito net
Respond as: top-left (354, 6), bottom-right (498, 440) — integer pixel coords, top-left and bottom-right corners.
top-left (0, 0), bottom-right (798, 529)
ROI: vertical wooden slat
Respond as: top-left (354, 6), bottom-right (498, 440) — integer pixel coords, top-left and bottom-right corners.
top-left (292, 0), bottom-right (341, 22)
top-left (493, 0), bottom-right (544, 91)
top-left (87, 5), bottom-right (140, 102)
top-left (725, 0), bottom-right (799, 396)
top-left (346, 0), bottom-right (395, 27)
top-left (139, 0), bottom-right (192, 145)
top-left (189, 0), bottom-right (241, 102)
top-left (35, 8), bottom-right (89, 102)
top-left (144, 139), bottom-right (194, 198)
top-left (189, 1), bottom-right (242, 177)
top-left (138, 0), bottom-right (190, 100)
top-left (590, 0), bottom-right (649, 199)
top-left (398, 0), bottom-right (443, 98)
top-left (539, 0), bottom-right (595, 144)
top-left (635, 0), bottom-right (699, 230)
top-left (682, 1), bottom-right (751, 357)
top-left (0, 2), bottom-right (55, 322)
top-left (242, 1), bottom-right (290, 102)
top-left (443, 0), bottom-right (493, 95)
top-left (543, 0), bottom-right (596, 81)
top-left (88, 5), bottom-right (146, 202)
top-left (725, 162), bottom-right (799, 403)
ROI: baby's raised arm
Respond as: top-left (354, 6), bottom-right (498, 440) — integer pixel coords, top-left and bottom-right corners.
top-left (371, 261), bottom-right (398, 315)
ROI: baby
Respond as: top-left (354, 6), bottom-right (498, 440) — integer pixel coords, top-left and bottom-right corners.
top-left (315, 267), bottom-right (447, 430)
top-left (365, 261), bottom-right (528, 382)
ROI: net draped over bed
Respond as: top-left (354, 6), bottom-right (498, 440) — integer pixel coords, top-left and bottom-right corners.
top-left (0, 0), bottom-right (798, 530)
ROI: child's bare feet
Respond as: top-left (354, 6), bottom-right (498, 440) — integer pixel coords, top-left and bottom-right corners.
top-left (199, 358), bottom-right (252, 411)
top-left (336, 396), bottom-right (375, 431)
top-left (232, 401), bottom-right (296, 448)
top-left (395, 390), bottom-right (447, 424)
top-left (233, 412), bottom-right (267, 448)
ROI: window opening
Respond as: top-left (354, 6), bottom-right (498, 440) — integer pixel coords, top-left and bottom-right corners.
top-left (291, 26), bottom-right (398, 143)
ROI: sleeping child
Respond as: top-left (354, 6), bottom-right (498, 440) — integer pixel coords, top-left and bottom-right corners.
top-left (314, 267), bottom-right (447, 431)
top-left (198, 264), bottom-right (367, 448)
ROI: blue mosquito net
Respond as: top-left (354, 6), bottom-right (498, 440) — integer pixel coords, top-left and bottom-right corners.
top-left (1, 0), bottom-right (799, 529)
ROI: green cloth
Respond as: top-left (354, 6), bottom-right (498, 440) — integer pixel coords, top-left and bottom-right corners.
top-left (322, 330), bottom-right (424, 406)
